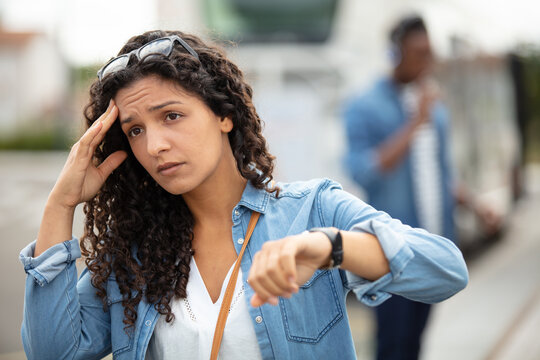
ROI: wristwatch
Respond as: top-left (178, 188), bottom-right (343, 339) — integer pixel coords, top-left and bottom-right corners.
top-left (308, 228), bottom-right (344, 269)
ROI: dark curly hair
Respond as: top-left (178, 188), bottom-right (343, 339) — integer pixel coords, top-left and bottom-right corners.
top-left (81, 30), bottom-right (276, 331)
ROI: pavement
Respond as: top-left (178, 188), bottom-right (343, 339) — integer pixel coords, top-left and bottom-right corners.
top-left (1, 152), bottom-right (539, 360)
top-left (421, 184), bottom-right (540, 360)
top-left (347, 164), bottom-right (540, 360)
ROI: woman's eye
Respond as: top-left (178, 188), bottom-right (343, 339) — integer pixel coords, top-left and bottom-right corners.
top-left (166, 113), bottom-right (182, 121)
top-left (128, 127), bottom-right (143, 138)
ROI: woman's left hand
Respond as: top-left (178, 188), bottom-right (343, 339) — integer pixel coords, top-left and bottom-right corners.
top-left (247, 231), bottom-right (332, 307)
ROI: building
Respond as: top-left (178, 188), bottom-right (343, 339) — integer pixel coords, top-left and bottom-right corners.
top-left (0, 29), bottom-right (68, 134)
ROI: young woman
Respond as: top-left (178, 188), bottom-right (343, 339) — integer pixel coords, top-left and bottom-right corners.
top-left (20, 30), bottom-right (468, 360)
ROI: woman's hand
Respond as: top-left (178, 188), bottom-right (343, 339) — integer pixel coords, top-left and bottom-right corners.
top-left (247, 231), bottom-right (332, 307)
top-left (35, 100), bottom-right (127, 257)
top-left (48, 100), bottom-right (127, 210)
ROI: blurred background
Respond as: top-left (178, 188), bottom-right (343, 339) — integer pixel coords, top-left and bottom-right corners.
top-left (1, 0), bottom-right (539, 359)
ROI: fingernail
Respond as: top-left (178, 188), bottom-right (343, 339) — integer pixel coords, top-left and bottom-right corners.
top-left (269, 296), bottom-right (279, 305)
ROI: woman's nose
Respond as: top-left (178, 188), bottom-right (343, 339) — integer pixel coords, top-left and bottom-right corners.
top-left (146, 128), bottom-right (171, 156)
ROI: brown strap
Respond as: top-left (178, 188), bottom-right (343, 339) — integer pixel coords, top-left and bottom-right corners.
top-left (210, 211), bottom-right (260, 360)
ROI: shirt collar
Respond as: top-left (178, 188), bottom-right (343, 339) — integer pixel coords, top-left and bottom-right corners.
top-left (236, 180), bottom-right (271, 214)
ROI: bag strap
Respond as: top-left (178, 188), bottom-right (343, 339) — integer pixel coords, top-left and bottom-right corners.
top-left (210, 211), bottom-right (261, 360)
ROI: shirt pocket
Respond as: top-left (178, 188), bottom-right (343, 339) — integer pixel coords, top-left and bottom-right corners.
top-left (106, 277), bottom-right (133, 356)
top-left (279, 270), bottom-right (344, 343)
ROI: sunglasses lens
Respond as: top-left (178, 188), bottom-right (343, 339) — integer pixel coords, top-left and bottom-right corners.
top-left (98, 36), bottom-right (196, 81)
top-left (139, 38), bottom-right (173, 60)
top-left (100, 55), bottom-right (130, 80)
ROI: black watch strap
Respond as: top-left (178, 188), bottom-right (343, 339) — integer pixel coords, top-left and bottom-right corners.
top-left (309, 228), bottom-right (344, 269)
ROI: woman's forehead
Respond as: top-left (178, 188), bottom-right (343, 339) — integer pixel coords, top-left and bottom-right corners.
top-left (115, 76), bottom-right (192, 106)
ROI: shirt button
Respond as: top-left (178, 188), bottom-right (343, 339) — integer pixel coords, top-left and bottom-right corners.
top-left (255, 316), bottom-right (263, 324)
top-left (234, 209), bottom-right (240, 216)
top-left (145, 320), bottom-right (152, 327)
top-left (370, 295), bottom-right (377, 301)
top-left (237, 238), bottom-right (244, 245)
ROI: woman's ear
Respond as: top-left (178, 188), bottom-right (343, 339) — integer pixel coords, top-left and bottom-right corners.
top-left (220, 116), bottom-right (234, 133)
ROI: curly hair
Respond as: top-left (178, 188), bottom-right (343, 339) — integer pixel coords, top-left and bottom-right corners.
top-left (81, 30), bottom-right (276, 331)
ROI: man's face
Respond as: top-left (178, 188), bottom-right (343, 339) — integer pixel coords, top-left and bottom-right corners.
top-left (397, 31), bottom-right (433, 82)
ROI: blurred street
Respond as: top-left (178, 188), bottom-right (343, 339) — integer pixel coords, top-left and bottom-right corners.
top-left (348, 164), bottom-right (540, 360)
top-left (1, 152), bottom-right (539, 359)
top-left (0, 152), bottom-right (88, 359)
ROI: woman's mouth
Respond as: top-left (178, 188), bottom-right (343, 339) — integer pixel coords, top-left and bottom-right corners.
top-left (157, 162), bottom-right (184, 175)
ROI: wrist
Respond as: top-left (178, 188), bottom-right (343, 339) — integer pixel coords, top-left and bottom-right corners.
top-left (308, 227), bottom-right (343, 269)
top-left (45, 195), bottom-right (77, 215)
top-left (309, 231), bottom-right (332, 268)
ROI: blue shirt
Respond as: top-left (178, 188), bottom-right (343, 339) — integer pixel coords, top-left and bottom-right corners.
top-left (343, 77), bottom-right (455, 241)
top-left (20, 178), bottom-right (468, 360)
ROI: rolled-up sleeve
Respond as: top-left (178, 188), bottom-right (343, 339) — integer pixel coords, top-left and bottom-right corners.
top-left (19, 239), bottom-right (112, 360)
top-left (345, 218), bottom-right (468, 306)
top-left (318, 179), bottom-right (469, 306)
top-left (20, 237), bottom-right (81, 286)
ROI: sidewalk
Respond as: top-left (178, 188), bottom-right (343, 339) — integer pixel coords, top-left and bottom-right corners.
top-left (421, 165), bottom-right (540, 360)
top-left (347, 166), bottom-right (540, 360)
top-left (421, 190), bottom-right (540, 360)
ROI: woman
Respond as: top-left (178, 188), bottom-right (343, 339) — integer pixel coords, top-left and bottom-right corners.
top-left (20, 30), bottom-right (468, 360)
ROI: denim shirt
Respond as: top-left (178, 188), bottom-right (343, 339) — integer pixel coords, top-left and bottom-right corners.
top-left (20, 178), bottom-right (468, 360)
top-left (343, 77), bottom-right (456, 241)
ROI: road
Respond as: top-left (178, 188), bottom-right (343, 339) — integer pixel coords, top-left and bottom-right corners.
top-left (1, 152), bottom-right (539, 359)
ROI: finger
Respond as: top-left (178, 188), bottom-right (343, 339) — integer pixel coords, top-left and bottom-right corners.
top-left (97, 151), bottom-right (128, 181)
top-left (255, 248), bottom-right (289, 296)
top-left (280, 241), bottom-right (299, 291)
top-left (259, 268), bottom-right (289, 297)
top-left (250, 293), bottom-right (266, 308)
top-left (98, 101), bottom-right (118, 131)
top-left (250, 294), bottom-right (279, 308)
top-left (266, 246), bottom-right (296, 293)
top-left (84, 99), bottom-right (114, 136)
top-left (248, 252), bottom-right (276, 304)
top-left (78, 119), bottom-right (104, 148)
top-left (95, 99), bottom-right (115, 123)
top-left (82, 100), bottom-right (116, 146)
top-left (91, 105), bottom-right (119, 147)
top-left (71, 121), bottom-right (104, 168)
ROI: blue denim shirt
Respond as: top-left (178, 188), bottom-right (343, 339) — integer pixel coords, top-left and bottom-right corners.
top-left (343, 77), bottom-right (456, 241)
top-left (20, 178), bottom-right (468, 360)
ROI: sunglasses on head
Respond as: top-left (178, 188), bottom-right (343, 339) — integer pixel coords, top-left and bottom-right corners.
top-left (97, 35), bottom-right (199, 82)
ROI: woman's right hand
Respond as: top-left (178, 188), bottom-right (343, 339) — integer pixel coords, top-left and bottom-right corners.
top-left (48, 100), bottom-right (127, 210)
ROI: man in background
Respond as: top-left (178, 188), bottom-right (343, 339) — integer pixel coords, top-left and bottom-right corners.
top-left (343, 15), bottom-right (458, 360)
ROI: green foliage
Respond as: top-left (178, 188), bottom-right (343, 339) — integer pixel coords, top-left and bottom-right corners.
top-left (71, 64), bottom-right (100, 89)
top-left (0, 127), bottom-right (74, 151)
top-left (514, 45), bottom-right (540, 162)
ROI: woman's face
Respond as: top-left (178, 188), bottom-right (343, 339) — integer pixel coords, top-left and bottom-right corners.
top-left (114, 75), bottom-right (233, 195)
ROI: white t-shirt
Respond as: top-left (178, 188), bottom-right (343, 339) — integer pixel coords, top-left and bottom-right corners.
top-left (402, 84), bottom-right (443, 235)
top-left (146, 258), bottom-right (263, 360)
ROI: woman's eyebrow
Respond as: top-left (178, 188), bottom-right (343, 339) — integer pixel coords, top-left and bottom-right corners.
top-left (148, 100), bottom-right (183, 112)
top-left (120, 101), bottom-right (183, 125)
top-left (120, 117), bottom-right (133, 125)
